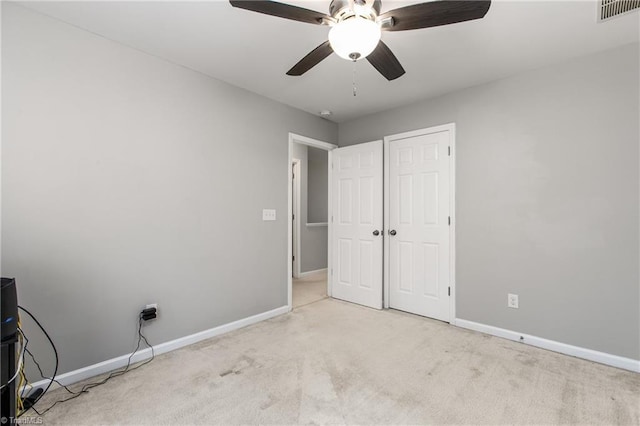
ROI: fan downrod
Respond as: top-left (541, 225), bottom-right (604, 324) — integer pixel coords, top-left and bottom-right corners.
top-left (329, 0), bottom-right (381, 20)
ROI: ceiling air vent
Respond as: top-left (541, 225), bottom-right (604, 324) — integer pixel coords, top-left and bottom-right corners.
top-left (599, 0), bottom-right (640, 21)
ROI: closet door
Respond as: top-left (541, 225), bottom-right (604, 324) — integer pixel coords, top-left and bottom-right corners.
top-left (386, 126), bottom-right (453, 322)
top-left (331, 141), bottom-right (383, 309)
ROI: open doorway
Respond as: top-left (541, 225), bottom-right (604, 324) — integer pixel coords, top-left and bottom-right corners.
top-left (287, 134), bottom-right (337, 310)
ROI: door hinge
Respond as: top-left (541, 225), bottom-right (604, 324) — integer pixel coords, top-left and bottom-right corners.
top-left (292, 255), bottom-right (295, 261)
top-left (448, 146), bottom-right (451, 156)
top-left (448, 287), bottom-right (451, 296)
top-left (448, 216), bottom-right (451, 226)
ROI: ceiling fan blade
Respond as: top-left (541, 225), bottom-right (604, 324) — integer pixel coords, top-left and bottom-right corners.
top-left (366, 41), bottom-right (405, 81)
top-left (380, 0), bottom-right (491, 32)
top-left (229, 0), bottom-right (331, 25)
top-left (287, 41), bottom-right (334, 76)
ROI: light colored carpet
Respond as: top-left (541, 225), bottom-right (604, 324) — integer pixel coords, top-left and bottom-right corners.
top-left (36, 298), bottom-right (639, 425)
top-left (292, 270), bottom-right (327, 308)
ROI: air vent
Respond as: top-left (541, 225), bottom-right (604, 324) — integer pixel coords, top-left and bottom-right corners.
top-left (599, 0), bottom-right (640, 21)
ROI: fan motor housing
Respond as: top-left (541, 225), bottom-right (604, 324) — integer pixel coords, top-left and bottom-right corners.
top-left (329, 0), bottom-right (381, 20)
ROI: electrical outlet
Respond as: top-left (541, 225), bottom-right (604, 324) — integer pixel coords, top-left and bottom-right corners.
top-left (146, 303), bottom-right (158, 317)
top-left (508, 294), bottom-right (519, 309)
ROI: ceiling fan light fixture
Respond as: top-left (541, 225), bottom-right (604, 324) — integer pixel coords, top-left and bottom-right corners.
top-left (328, 17), bottom-right (381, 61)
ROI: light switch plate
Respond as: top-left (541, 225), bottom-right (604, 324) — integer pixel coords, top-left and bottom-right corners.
top-left (262, 209), bottom-right (276, 221)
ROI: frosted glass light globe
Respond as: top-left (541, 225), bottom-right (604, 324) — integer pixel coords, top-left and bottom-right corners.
top-left (329, 17), bottom-right (381, 61)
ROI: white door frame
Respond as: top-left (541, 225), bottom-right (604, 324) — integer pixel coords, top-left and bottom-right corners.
top-left (288, 133), bottom-right (338, 311)
top-left (383, 123), bottom-right (457, 322)
top-left (292, 159), bottom-right (301, 278)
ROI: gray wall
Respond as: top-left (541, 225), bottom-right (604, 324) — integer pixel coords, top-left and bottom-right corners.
top-left (307, 147), bottom-right (328, 224)
top-left (291, 143), bottom-right (328, 273)
top-left (340, 43), bottom-right (640, 360)
top-left (2, 3), bottom-right (337, 375)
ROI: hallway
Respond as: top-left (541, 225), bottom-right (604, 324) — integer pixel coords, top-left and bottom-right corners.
top-left (292, 270), bottom-right (327, 308)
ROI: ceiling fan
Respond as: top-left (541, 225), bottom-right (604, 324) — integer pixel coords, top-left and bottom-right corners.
top-left (229, 0), bottom-right (491, 81)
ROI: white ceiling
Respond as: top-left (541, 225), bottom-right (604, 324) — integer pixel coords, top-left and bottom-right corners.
top-left (17, 0), bottom-right (640, 122)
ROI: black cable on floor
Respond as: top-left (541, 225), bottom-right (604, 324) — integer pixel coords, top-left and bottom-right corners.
top-left (17, 305), bottom-right (59, 415)
top-left (24, 346), bottom-right (82, 396)
top-left (18, 306), bottom-right (156, 417)
top-left (26, 314), bottom-right (155, 416)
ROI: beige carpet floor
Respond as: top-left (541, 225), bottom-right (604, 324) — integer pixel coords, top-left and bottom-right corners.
top-left (35, 298), bottom-right (639, 425)
top-left (292, 270), bottom-right (328, 308)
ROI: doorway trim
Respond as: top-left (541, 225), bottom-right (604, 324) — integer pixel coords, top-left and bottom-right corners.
top-left (383, 123), bottom-right (457, 322)
top-left (292, 158), bottom-right (301, 278)
top-left (288, 133), bottom-right (338, 311)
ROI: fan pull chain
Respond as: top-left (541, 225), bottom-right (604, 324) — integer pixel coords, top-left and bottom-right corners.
top-left (352, 59), bottom-right (357, 97)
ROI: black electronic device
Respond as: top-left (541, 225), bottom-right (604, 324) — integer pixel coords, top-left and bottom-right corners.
top-left (1, 277), bottom-right (18, 423)
top-left (1, 277), bottom-right (18, 343)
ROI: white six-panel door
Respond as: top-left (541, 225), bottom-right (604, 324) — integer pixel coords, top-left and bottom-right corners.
top-left (331, 141), bottom-right (383, 309)
top-left (385, 126), bottom-right (453, 322)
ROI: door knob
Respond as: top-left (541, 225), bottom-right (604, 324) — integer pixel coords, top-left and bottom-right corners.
top-left (389, 230), bottom-right (397, 236)
top-left (373, 230), bottom-right (380, 236)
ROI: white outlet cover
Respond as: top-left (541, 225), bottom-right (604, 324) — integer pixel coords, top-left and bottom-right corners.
top-left (508, 294), bottom-right (519, 309)
top-left (262, 209), bottom-right (276, 221)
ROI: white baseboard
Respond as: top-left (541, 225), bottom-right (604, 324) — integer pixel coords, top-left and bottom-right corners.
top-left (298, 268), bottom-right (327, 277)
top-left (25, 305), bottom-right (290, 393)
top-left (454, 318), bottom-right (640, 373)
